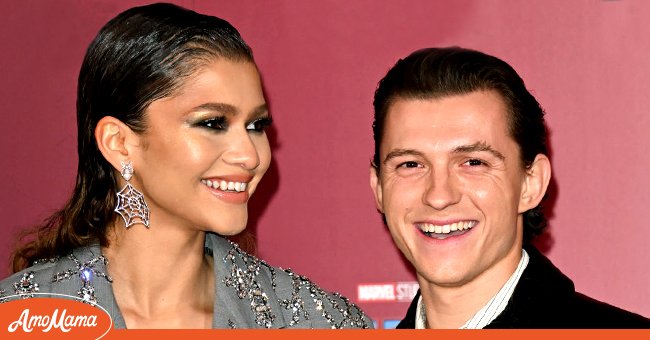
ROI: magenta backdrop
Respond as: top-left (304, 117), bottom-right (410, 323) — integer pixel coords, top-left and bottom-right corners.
top-left (1, 0), bottom-right (648, 326)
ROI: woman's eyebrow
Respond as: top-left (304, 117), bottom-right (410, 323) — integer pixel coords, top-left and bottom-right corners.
top-left (191, 102), bottom-right (238, 115)
top-left (190, 103), bottom-right (269, 118)
top-left (249, 104), bottom-right (269, 118)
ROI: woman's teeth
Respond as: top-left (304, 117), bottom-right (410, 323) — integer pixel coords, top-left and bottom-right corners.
top-left (202, 179), bottom-right (247, 192)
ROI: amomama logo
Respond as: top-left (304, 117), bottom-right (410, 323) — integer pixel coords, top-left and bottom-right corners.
top-left (0, 294), bottom-right (112, 339)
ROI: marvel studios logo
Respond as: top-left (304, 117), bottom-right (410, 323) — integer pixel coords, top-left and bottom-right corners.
top-left (357, 282), bottom-right (419, 302)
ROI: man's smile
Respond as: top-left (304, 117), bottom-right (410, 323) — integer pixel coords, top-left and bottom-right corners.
top-left (415, 220), bottom-right (477, 239)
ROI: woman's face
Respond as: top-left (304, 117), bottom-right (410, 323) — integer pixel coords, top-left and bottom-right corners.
top-left (131, 59), bottom-right (271, 235)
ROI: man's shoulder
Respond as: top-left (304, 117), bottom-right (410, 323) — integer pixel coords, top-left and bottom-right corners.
top-left (497, 245), bottom-right (650, 328)
top-left (396, 290), bottom-right (419, 329)
top-left (569, 292), bottom-right (650, 328)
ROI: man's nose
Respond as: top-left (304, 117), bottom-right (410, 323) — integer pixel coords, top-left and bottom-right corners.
top-left (423, 167), bottom-right (461, 210)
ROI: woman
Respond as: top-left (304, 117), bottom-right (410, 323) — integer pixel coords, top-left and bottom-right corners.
top-left (0, 3), bottom-right (370, 329)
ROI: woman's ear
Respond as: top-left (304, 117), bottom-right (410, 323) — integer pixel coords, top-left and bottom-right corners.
top-left (95, 116), bottom-right (140, 171)
top-left (518, 154), bottom-right (552, 213)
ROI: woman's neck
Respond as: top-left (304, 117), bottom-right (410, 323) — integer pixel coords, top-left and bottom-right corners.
top-left (102, 221), bottom-right (215, 328)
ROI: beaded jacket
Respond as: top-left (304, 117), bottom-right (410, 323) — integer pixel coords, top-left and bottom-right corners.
top-left (0, 233), bottom-right (372, 329)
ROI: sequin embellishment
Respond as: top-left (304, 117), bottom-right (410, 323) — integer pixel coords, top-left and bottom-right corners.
top-left (285, 269), bottom-right (369, 329)
top-left (0, 288), bottom-right (7, 303)
top-left (32, 257), bottom-right (60, 266)
top-left (223, 244), bottom-right (275, 328)
top-left (221, 241), bottom-right (370, 329)
top-left (278, 271), bottom-right (310, 326)
top-left (51, 254), bottom-right (112, 305)
top-left (13, 271), bottom-right (40, 298)
top-left (227, 319), bottom-right (237, 329)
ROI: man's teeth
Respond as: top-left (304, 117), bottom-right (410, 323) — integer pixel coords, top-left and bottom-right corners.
top-left (418, 221), bottom-right (476, 234)
top-left (202, 179), bottom-right (247, 192)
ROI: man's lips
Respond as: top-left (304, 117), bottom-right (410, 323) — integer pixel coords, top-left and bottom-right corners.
top-left (415, 220), bottom-right (477, 239)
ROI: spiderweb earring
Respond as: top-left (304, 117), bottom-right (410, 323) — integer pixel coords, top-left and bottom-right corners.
top-left (114, 160), bottom-right (150, 228)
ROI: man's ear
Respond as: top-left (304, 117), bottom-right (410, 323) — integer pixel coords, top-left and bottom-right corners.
top-left (95, 116), bottom-right (139, 171)
top-left (518, 154), bottom-right (552, 213)
top-left (370, 165), bottom-right (384, 213)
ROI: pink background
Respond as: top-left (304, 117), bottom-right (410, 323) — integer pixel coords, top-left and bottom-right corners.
top-left (1, 0), bottom-right (648, 326)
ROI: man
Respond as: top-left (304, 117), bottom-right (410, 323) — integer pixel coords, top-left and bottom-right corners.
top-left (369, 47), bottom-right (649, 328)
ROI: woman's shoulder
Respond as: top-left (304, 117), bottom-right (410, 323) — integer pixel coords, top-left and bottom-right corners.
top-left (215, 236), bottom-right (372, 329)
top-left (0, 256), bottom-right (63, 301)
top-left (0, 245), bottom-right (110, 304)
top-left (264, 263), bottom-right (372, 329)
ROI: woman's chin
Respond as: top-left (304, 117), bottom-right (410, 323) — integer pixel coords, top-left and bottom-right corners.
top-left (208, 221), bottom-right (248, 236)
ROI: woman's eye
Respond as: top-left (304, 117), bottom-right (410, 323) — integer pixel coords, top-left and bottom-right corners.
top-left (197, 117), bottom-right (226, 130)
top-left (246, 117), bottom-right (272, 133)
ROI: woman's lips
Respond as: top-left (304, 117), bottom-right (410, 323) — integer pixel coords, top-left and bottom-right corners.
top-left (202, 179), bottom-right (247, 192)
top-left (201, 177), bottom-right (251, 204)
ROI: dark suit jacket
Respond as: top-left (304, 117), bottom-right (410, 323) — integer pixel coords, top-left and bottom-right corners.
top-left (397, 245), bottom-right (650, 328)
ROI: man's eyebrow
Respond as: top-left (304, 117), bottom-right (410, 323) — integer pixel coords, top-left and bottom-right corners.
top-left (383, 149), bottom-right (425, 165)
top-left (453, 141), bottom-right (505, 161)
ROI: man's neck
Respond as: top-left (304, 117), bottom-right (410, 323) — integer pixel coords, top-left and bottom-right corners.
top-left (417, 247), bottom-right (523, 329)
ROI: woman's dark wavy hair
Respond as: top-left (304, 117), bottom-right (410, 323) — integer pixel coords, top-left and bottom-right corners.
top-left (372, 47), bottom-right (549, 242)
top-left (11, 3), bottom-right (254, 272)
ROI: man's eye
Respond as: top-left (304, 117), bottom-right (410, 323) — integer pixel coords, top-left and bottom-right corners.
top-left (465, 159), bottom-right (485, 166)
top-left (398, 161), bottom-right (420, 168)
top-left (246, 117), bottom-right (272, 133)
top-left (197, 117), bottom-right (226, 130)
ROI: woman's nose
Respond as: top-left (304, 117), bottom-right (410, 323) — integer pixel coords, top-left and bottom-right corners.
top-left (223, 131), bottom-right (261, 170)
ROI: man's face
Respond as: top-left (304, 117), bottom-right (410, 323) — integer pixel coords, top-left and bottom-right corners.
top-left (370, 90), bottom-right (534, 289)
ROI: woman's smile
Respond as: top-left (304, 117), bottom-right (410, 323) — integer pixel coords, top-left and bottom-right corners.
top-left (201, 175), bottom-right (254, 204)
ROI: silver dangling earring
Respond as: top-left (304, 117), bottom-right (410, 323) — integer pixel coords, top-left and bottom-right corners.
top-left (114, 160), bottom-right (150, 228)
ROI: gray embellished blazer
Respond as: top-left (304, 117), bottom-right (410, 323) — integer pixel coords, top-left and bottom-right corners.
top-left (0, 233), bottom-right (372, 329)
